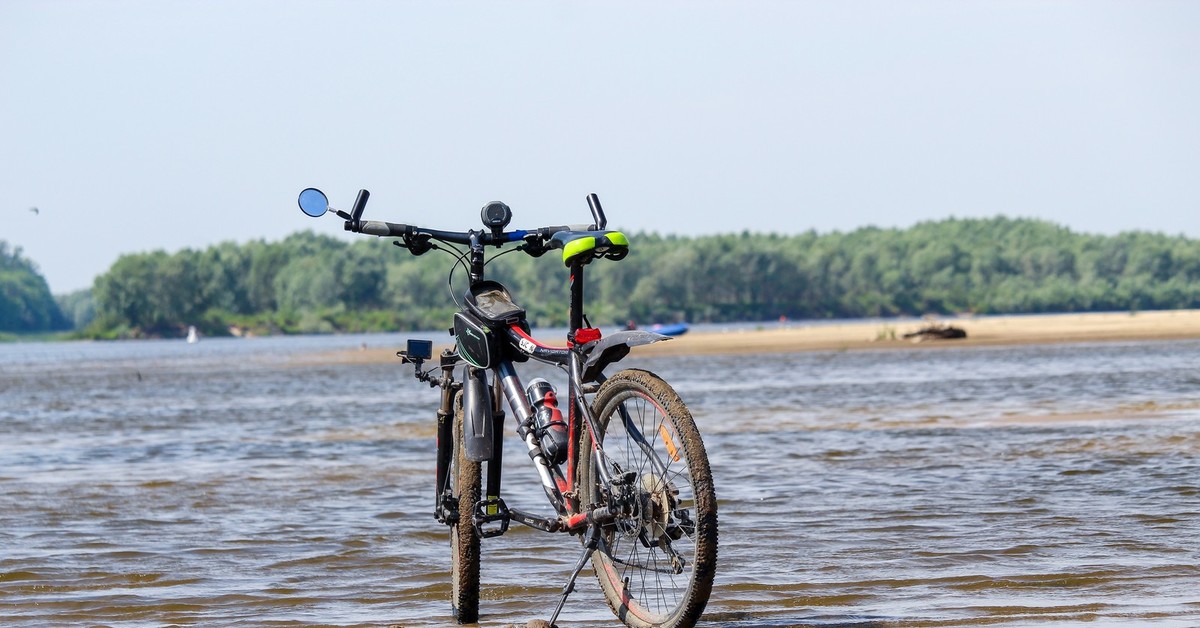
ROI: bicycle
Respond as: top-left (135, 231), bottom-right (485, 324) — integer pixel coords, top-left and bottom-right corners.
top-left (298, 188), bottom-right (717, 627)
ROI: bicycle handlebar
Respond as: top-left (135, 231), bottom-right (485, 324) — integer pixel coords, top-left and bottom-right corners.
top-left (353, 219), bottom-right (593, 247)
top-left (306, 186), bottom-right (602, 255)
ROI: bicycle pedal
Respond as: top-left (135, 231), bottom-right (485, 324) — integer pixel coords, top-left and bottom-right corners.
top-left (435, 490), bottom-right (458, 526)
top-left (473, 497), bottom-right (510, 538)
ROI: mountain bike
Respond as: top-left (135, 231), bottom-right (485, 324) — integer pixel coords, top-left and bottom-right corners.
top-left (298, 188), bottom-right (717, 627)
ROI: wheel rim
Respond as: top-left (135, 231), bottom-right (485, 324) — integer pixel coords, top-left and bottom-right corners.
top-left (594, 390), bottom-right (700, 623)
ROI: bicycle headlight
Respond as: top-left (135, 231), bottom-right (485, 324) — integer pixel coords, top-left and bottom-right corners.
top-left (481, 201), bottom-right (512, 231)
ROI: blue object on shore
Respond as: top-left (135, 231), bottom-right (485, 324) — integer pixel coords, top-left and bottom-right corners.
top-left (649, 323), bottom-right (689, 337)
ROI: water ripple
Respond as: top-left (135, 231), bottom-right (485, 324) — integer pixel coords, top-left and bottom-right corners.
top-left (3, 339), bottom-right (1200, 625)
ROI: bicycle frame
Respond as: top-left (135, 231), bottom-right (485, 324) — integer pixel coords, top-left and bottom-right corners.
top-left (411, 253), bottom-right (660, 538)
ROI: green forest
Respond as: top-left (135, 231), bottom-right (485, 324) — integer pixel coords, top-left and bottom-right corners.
top-left (1, 242), bottom-right (71, 335)
top-left (4, 216), bottom-right (1200, 339)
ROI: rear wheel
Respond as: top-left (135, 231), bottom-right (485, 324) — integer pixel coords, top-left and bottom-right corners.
top-left (580, 369), bottom-right (718, 628)
top-left (450, 392), bottom-right (481, 622)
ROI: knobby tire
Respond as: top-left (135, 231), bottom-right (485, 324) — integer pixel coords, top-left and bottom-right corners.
top-left (580, 369), bottom-right (718, 628)
top-left (451, 392), bottom-right (481, 622)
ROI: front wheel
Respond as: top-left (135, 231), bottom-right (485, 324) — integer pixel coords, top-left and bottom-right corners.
top-left (450, 392), bottom-right (481, 622)
top-left (579, 369), bottom-right (718, 628)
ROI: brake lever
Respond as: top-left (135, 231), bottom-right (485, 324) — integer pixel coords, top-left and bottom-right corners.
top-left (395, 232), bottom-right (433, 256)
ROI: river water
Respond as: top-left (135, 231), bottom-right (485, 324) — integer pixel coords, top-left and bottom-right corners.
top-left (2, 334), bottom-right (1199, 626)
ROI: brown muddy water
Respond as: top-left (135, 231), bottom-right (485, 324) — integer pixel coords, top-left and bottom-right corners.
top-left (3, 335), bottom-right (1200, 627)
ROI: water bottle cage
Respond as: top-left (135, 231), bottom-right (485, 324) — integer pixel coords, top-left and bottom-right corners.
top-left (533, 419), bottom-right (568, 439)
top-left (526, 377), bottom-right (568, 464)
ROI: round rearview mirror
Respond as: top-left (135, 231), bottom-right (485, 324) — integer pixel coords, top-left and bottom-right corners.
top-left (298, 188), bottom-right (329, 217)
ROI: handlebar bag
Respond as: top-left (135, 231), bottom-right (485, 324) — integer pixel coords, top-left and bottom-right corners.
top-left (465, 280), bottom-right (526, 325)
top-left (454, 310), bottom-right (498, 369)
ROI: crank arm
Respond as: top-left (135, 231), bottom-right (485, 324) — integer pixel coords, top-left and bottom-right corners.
top-left (507, 507), bottom-right (563, 533)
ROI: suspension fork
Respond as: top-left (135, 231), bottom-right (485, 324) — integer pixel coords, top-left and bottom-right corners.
top-left (434, 350), bottom-right (460, 523)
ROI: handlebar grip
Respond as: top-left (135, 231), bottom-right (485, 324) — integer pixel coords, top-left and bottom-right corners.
top-left (351, 189), bottom-right (370, 221)
top-left (586, 193), bottom-right (606, 230)
top-left (359, 220), bottom-right (409, 236)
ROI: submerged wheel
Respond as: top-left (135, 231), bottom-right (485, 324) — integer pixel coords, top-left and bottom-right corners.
top-left (450, 392), bottom-right (481, 623)
top-left (580, 369), bottom-right (718, 628)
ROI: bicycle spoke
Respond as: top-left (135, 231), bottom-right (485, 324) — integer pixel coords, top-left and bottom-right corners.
top-left (581, 369), bottom-right (716, 627)
top-left (606, 400), bottom-right (692, 613)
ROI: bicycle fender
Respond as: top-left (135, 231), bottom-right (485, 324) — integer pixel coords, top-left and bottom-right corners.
top-left (581, 330), bottom-right (671, 382)
top-left (462, 366), bottom-right (495, 462)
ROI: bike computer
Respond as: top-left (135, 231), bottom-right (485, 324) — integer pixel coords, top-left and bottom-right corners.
top-left (481, 201), bottom-right (512, 231)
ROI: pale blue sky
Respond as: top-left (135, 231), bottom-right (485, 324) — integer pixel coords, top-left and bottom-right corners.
top-left (3, 1), bottom-right (1198, 293)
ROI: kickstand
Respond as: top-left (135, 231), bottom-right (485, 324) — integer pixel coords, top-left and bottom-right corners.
top-left (547, 524), bottom-right (599, 627)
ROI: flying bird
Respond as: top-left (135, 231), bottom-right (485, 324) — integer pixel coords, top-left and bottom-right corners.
top-left (29, 206), bottom-right (39, 215)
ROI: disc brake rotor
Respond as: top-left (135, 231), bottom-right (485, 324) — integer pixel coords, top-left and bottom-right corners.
top-left (639, 472), bottom-right (675, 538)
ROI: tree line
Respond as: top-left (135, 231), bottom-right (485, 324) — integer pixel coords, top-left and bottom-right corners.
top-left (5, 216), bottom-right (1200, 338)
top-left (0, 241), bottom-right (70, 334)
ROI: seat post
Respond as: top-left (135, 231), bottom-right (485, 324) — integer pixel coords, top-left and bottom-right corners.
top-left (568, 260), bottom-right (586, 335)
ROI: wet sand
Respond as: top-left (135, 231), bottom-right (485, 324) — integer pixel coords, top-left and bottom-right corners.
top-left (305, 309), bottom-right (1200, 364)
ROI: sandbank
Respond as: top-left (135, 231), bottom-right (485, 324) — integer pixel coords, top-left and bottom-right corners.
top-left (299, 309), bottom-right (1200, 366)
top-left (639, 309), bottom-right (1200, 357)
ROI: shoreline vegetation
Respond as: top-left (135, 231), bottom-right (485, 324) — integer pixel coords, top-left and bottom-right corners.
top-left (10, 216), bottom-right (1200, 339)
top-left (303, 309), bottom-right (1200, 365)
top-left (8, 218), bottom-right (1200, 342)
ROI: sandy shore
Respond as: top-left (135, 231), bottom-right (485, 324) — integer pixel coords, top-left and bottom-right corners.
top-left (638, 309), bottom-right (1200, 357)
top-left (301, 309), bottom-right (1200, 365)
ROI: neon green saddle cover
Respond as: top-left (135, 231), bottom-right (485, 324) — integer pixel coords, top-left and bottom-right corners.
top-left (549, 230), bottom-right (629, 266)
